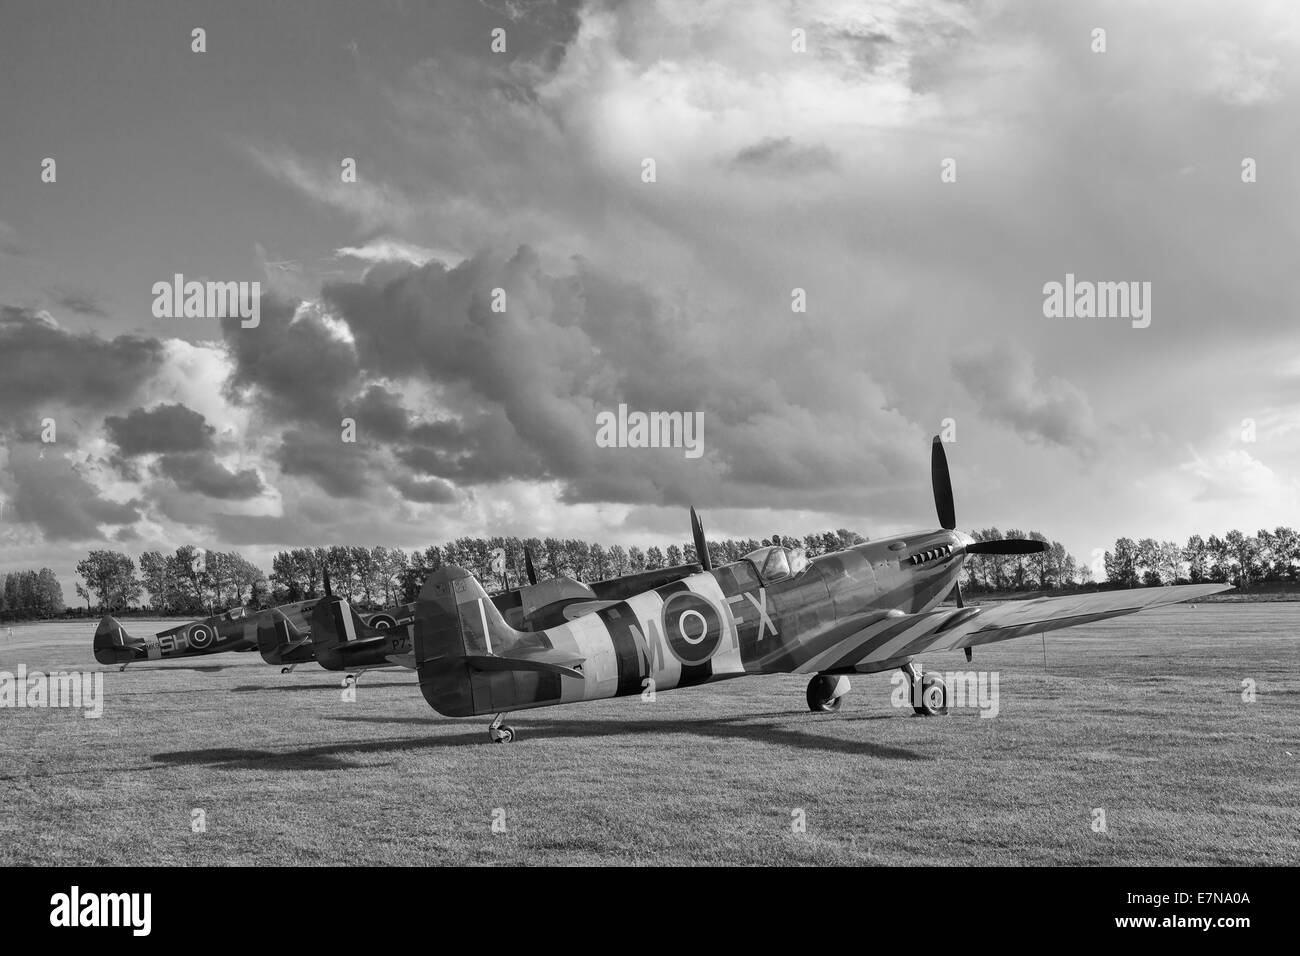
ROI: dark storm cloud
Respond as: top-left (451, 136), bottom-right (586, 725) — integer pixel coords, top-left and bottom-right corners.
top-left (7, 445), bottom-right (142, 541)
top-left (105, 403), bottom-right (215, 455)
top-left (351, 385), bottom-right (411, 441)
top-left (156, 452), bottom-right (265, 500)
top-left (220, 295), bottom-right (359, 426)
top-left (103, 404), bottom-right (262, 503)
top-left (730, 136), bottom-right (836, 172)
top-left (275, 427), bottom-right (371, 497)
top-left (393, 474), bottom-right (458, 504)
top-left (397, 412), bottom-right (544, 484)
top-left (0, 306), bottom-right (163, 417)
top-left (320, 246), bottom-right (736, 503)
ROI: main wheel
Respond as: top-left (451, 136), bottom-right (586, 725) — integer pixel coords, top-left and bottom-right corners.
top-left (806, 674), bottom-right (850, 712)
top-left (913, 672), bottom-right (949, 716)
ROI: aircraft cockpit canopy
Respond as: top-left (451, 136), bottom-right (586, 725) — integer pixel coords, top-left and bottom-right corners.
top-left (741, 545), bottom-right (809, 585)
top-left (221, 608), bottom-right (247, 622)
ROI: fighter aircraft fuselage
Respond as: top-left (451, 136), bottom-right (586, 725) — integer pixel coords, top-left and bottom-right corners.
top-left (414, 527), bottom-right (976, 718)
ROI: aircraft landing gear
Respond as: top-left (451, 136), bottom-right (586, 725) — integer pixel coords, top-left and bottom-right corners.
top-left (118, 663), bottom-right (130, 673)
top-left (343, 668), bottom-right (370, 686)
top-left (488, 713), bottom-right (516, 744)
top-left (280, 664), bottom-right (296, 674)
top-left (901, 661), bottom-right (948, 716)
top-left (806, 674), bottom-right (851, 712)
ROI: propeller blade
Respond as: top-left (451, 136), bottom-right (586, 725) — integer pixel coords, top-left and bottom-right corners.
top-left (931, 436), bottom-right (956, 531)
top-left (524, 548), bottom-right (538, 586)
top-left (323, 567), bottom-right (333, 598)
top-left (955, 580), bottom-right (965, 608)
top-left (690, 506), bottom-right (712, 572)
top-left (965, 539), bottom-right (1049, 555)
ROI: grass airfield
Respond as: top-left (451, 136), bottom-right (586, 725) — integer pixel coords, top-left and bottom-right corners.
top-left (1, 604), bottom-right (1296, 866)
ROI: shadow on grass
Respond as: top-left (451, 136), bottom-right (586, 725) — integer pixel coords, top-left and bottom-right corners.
top-left (230, 682), bottom-right (414, 692)
top-left (150, 712), bottom-right (930, 770)
top-left (105, 665), bottom-right (231, 674)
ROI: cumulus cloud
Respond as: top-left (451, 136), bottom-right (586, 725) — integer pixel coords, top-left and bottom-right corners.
top-left (953, 346), bottom-right (1098, 454)
top-left (335, 238), bottom-right (463, 267)
top-left (105, 403), bottom-right (216, 455)
top-left (6, 445), bottom-right (142, 541)
top-left (0, 307), bottom-right (164, 418)
top-left (5, 0), bottom-right (1300, 577)
top-left (155, 452), bottom-right (265, 500)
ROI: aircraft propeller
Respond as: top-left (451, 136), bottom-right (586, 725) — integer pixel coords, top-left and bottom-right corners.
top-left (524, 548), bottom-right (538, 586)
top-left (690, 506), bottom-right (712, 572)
top-left (931, 436), bottom-right (1049, 557)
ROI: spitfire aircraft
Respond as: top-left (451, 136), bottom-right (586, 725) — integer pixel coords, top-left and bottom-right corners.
top-left (93, 602), bottom-right (316, 671)
top-left (407, 437), bottom-right (1230, 742)
top-left (93, 598), bottom-right (414, 672)
top-left (304, 554), bottom-right (712, 684)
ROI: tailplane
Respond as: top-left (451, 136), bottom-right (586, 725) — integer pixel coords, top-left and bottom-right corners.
top-left (256, 609), bottom-right (314, 665)
top-left (309, 596), bottom-right (390, 670)
top-left (414, 566), bottom-right (585, 717)
top-left (93, 615), bottom-right (141, 665)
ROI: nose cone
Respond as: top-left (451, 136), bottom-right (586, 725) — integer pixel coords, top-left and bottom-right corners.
top-left (954, 530), bottom-right (975, 550)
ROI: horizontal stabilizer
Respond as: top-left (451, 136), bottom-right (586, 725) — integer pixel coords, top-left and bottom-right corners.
top-left (561, 600), bottom-right (620, 621)
top-left (460, 651), bottom-right (586, 681)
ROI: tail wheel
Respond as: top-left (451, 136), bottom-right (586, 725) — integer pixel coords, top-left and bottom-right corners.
top-left (914, 672), bottom-right (949, 716)
top-left (806, 674), bottom-right (850, 712)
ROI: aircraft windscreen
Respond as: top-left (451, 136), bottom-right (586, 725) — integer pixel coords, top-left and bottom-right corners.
top-left (742, 546), bottom-right (793, 584)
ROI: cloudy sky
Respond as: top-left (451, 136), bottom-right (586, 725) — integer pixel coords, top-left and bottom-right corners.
top-left (2, 0), bottom-right (1298, 589)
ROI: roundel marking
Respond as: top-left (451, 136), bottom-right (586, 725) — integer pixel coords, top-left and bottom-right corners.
top-left (188, 623), bottom-right (214, 648)
top-left (660, 590), bottom-right (724, 666)
top-left (369, 615), bottom-right (396, 629)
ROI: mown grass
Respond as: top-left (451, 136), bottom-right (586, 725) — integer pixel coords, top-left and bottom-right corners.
top-left (1, 604), bottom-right (1296, 865)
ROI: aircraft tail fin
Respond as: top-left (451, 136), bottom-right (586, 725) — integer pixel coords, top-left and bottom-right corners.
top-left (414, 565), bottom-right (586, 716)
top-left (309, 595), bottom-right (386, 669)
top-left (93, 614), bottom-right (139, 664)
top-left (255, 609), bottom-right (312, 665)
top-left (416, 565), bottom-right (519, 660)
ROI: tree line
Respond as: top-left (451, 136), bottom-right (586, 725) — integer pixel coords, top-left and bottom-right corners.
top-left (963, 527), bottom-right (1300, 594)
top-left (0, 569), bottom-right (66, 621)
top-left (64, 531), bottom-right (867, 615)
top-left (19, 524), bottom-right (1299, 621)
top-left (1101, 529), bottom-right (1300, 588)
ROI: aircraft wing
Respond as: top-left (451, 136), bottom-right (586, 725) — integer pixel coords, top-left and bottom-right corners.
top-left (930, 583), bottom-right (1232, 652)
top-left (803, 584), bottom-right (1230, 673)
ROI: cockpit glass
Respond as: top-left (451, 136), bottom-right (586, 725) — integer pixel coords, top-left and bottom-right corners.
top-left (763, 548), bottom-right (791, 582)
top-left (742, 546), bottom-right (793, 584)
